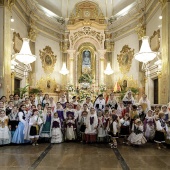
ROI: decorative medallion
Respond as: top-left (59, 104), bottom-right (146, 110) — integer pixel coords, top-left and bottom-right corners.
top-left (39, 46), bottom-right (57, 73)
top-left (117, 45), bottom-right (134, 74)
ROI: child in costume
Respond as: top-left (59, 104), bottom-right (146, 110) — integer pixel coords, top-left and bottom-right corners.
top-left (29, 109), bottom-right (43, 146)
top-left (128, 119), bottom-right (147, 145)
top-left (51, 112), bottom-right (63, 143)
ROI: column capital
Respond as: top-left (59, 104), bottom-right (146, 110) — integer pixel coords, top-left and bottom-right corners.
top-left (98, 50), bottom-right (106, 59)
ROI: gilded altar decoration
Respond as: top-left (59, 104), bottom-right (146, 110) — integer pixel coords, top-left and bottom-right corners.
top-left (13, 32), bottom-right (23, 53)
top-left (150, 29), bottom-right (160, 52)
top-left (28, 17), bottom-right (38, 42)
top-left (117, 45), bottom-right (134, 74)
top-left (68, 1), bottom-right (105, 25)
top-left (36, 76), bottom-right (58, 93)
top-left (70, 27), bottom-right (103, 46)
top-left (5, 0), bottom-right (16, 10)
top-left (135, 23), bottom-right (146, 40)
top-left (39, 46), bottom-right (57, 73)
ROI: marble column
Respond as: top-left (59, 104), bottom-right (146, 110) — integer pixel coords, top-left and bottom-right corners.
top-left (98, 50), bottom-right (106, 85)
top-left (67, 50), bottom-right (75, 85)
top-left (159, 1), bottom-right (170, 104)
top-left (0, 5), bottom-right (12, 97)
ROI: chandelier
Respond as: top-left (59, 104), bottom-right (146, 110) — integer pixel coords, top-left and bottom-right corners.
top-left (15, 38), bottom-right (36, 65)
top-left (104, 63), bottom-right (114, 75)
top-left (59, 62), bottom-right (69, 75)
top-left (134, 36), bottom-right (157, 63)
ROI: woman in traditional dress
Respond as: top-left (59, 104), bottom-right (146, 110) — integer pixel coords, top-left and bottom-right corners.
top-left (94, 94), bottom-right (105, 112)
top-left (139, 94), bottom-right (151, 114)
top-left (122, 91), bottom-right (135, 106)
top-left (107, 92), bottom-right (118, 110)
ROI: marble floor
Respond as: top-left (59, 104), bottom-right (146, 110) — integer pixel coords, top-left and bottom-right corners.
top-left (0, 142), bottom-right (170, 170)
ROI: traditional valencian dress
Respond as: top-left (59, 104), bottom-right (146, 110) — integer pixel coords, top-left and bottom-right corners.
top-left (143, 116), bottom-right (155, 141)
top-left (12, 111), bottom-right (26, 144)
top-left (8, 111), bottom-right (19, 140)
top-left (65, 118), bottom-right (76, 140)
top-left (94, 98), bottom-right (105, 111)
top-left (128, 121), bottom-right (147, 145)
top-left (154, 118), bottom-right (168, 144)
top-left (40, 112), bottom-right (52, 139)
top-left (0, 115), bottom-right (10, 145)
top-left (97, 116), bottom-right (106, 139)
top-left (85, 113), bottom-right (98, 143)
top-left (29, 115), bottom-right (43, 139)
top-left (51, 117), bottom-right (63, 143)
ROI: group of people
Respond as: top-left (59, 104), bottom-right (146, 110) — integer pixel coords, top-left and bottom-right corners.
top-left (0, 91), bottom-right (170, 150)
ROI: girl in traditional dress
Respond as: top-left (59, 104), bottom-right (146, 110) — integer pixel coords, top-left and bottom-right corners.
top-left (40, 107), bottom-right (52, 142)
top-left (8, 106), bottom-right (19, 140)
top-left (59, 95), bottom-right (67, 109)
top-left (51, 112), bottom-right (63, 143)
top-left (79, 111), bottom-right (88, 142)
top-left (104, 111), bottom-right (110, 142)
top-left (143, 110), bottom-right (155, 141)
top-left (25, 97), bottom-right (32, 111)
top-left (154, 112), bottom-right (168, 149)
top-left (97, 110), bottom-right (106, 142)
top-left (94, 94), bottom-right (105, 112)
top-left (108, 114), bottom-right (120, 148)
top-left (161, 105), bottom-right (170, 122)
top-left (6, 101), bottom-right (14, 116)
top-left (65, 114), bottom-right (76, 140)
top-left (165, 121), bottom-right (170, 145)
top-left (107, 92), bottom-right (118, 110)
top-left (29, 109), bottom-right (43, 146)
top-left (138, 105), bottom-right (146, 122)
top-left (128, 119), bottom-right (147, 145)
top-left (85, 107), bottom-right (98, 143)
top-left (83, 97), bottom-right (93, 110)
top-left (129, 105), bottom-right (139, 130)
top-left (71, 96), bottom-right (78, 109)
top-left (0, 110), bottom-right (10, 145)
top-left (42, 94), bottom-right (50, 107)
top-left (12, 105), bottom-right (27, 144)
top-left (120, 113), bottom-right (130, 144)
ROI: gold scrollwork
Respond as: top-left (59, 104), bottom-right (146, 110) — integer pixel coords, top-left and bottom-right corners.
top-left (39, 46), bottom-right (57, 74)
top-left (36, 76), bottom-right (58, 93)
top-left (70, 27), bottom-right (103, 46)
top-left (12, 32), bottom-right (23, 53)
top-left (117, 45), bottom-right (134, 74)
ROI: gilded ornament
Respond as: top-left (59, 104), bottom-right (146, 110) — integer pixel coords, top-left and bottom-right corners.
top-left (36, 76), bottom-right (58, 93)
top-left (39, 46), bottom-right (57, 74)
top-left (135, 24), bottom-right (146, 40)
top-left (117, 45), bottom-right (134, 74)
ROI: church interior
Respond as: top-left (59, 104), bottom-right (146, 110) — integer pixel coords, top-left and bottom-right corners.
top-left (0, 0), bottom-right (170, 169)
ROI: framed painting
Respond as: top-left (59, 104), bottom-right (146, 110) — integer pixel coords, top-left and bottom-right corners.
top-left (117, 45), bottom-right (134, 74)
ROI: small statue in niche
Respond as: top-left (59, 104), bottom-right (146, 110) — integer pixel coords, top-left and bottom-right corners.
top-left (47, 80), bottom-right (51, 89)
top-left (121, 80), bottom-right (127, 91)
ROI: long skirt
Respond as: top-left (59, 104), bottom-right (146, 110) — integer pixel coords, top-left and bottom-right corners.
top-left (98, 127), bottom-right (106, 138)
top-left (0, 126), bottom-right (10, 145)
top-left (12, 122), bottom-right (25, 144)
top-left (65, 127), bottom-right (75, 140)
top-left (128, 132), bottom-right (147, 145)
top-left (30, 125), bottom-right (40, 139)
top-left (85, 133), bottom-right (97, 143)
top-left (40, 122), bottom-right (51, 138)
top-left (51, 128), bottom-right (63, 143)
top-left (144, 124), bottom-right (155, 140)
top-left (120, 126), bottom-right (130, 136)
top-left (154, 130), bottom-right (165, 143)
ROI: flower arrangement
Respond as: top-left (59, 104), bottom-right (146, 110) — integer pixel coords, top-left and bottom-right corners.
top-left (66, 84), bottom-right (75, 92)
top-left (78, 73), bottom-right (93, 84)
top-left (99, 84), bottom-right (107, 93)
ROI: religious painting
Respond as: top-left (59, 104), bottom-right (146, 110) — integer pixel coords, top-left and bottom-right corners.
top-left (82, 50), bottom-right (91, 69)
top-left (117, 45), bottom-right (134, 74)
top-left (39, 46), bottom-right (57, 73)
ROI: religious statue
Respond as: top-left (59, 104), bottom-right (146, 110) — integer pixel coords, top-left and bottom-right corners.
top-left (82, 50), bottom-right (91, 67)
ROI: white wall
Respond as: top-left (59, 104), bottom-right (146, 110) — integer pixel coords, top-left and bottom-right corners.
top-left (35, 34), bottom-right (61, 85)
top-left (113, 33), bottom-right (139, 85)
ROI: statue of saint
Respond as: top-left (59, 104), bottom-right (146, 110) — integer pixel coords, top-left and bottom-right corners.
top-left (82, 50), bottom-right (91, 66)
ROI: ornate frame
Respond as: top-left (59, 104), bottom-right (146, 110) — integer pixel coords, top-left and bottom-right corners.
top-left (36, 75), bottom-right (58, 93)
top-left (117, 45), bottom-right (134, 74)
top-left (150, 29), bottom-right (160, 52)
top-left (39, 46), bottom-right (57, 73)
top-left (12, 32), bottom-right (23, 53)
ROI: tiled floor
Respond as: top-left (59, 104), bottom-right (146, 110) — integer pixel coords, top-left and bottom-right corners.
top-left (0, 142), bottom-right (170, 170)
